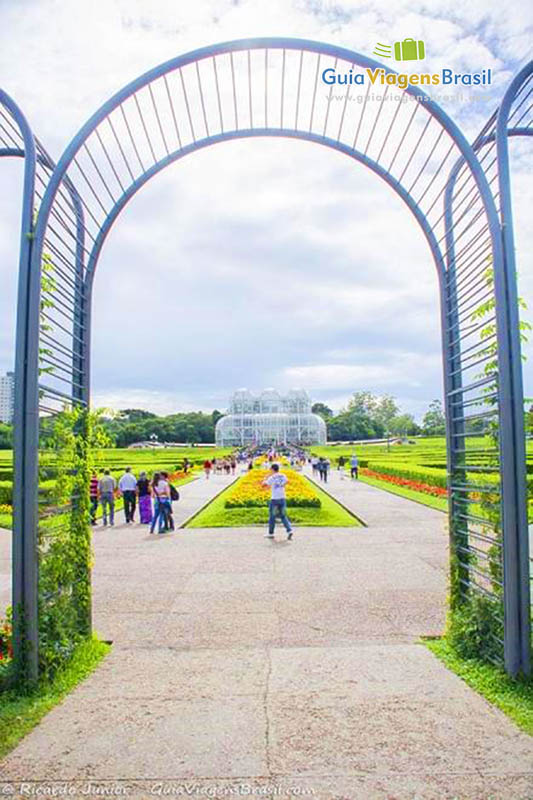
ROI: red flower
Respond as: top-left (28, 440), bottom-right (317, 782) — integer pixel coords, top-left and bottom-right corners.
top-left (362, 469), bottom-right (448, 498)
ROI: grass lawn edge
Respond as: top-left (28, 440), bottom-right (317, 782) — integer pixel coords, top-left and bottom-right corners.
top-left (185, 472), bottom-right (362, 528)
top-left (0, 636), bottom-right (111, 759)
top-left (359, 474), bottom-right (448, 513)
top-left (304, 474), bottom-right (367, 526)
top-left (423, 637), bottom-right (533, 736)
top-left (179, 474), bottom-right (241, 528)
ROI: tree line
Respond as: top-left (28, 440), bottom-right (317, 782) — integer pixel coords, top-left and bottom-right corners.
top-left (0, 396), bottom-right (449, 449)
top-left (311, 393), bottom-right (446, 441)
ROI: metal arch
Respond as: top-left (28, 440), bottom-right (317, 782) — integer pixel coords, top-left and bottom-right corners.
top-left (32, 36), bottom-right (506, 259)
top-left (496, 62), bottom-right (533, 676)
top-left (0, 132), bottom-right (87, 682)
top-left (20, 37), bottom-right (522, 677)
top-left (81, 127), bottom-right (449, 403)
top-left (0, 90), bottom-right (38, 679)
top-left (31, 35), bottom-right (507, 432)
top-left (443, 123), bottom-right (533, 676)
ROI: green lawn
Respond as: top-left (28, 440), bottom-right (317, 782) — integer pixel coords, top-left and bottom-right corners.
top-left (426, 638), bottom-right (533, 735)
top-left (0, 637), bottom-right (110, 759)
top-left (358, 473), bottom-right (448, 513)
top-left (187, 476), bottom-right (362, 528)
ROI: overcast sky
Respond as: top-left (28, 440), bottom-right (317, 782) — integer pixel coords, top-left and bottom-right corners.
top-left (0, 0), bottom-right (532, 419)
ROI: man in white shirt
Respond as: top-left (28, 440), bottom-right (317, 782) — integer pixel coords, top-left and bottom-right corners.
top-left (262, 463), bottom-right (293, 541)
top-left (118, 466), bottom-right (137, 524)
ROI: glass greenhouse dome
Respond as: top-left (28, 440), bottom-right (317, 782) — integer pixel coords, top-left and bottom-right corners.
top-left (215, 388), bottom-right (327, 447)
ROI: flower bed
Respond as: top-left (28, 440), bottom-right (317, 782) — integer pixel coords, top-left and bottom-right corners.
top-left (0, 610), bottom-right (13, 682)
top-left (225, 469), bottom-right (321, 508)
top-left (361, 468), bottom-right (448, 498)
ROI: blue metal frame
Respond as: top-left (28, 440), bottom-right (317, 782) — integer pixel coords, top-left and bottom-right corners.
top-left (0, 90), bottom-right (39, 679)
top-left (8, 38), bottom-right (531, 678)
top-left (496, 63), bottom-right (533, 676)
top-left (444, 124), bottom-right (533, 675)
top-left (0, 122), bottom-right (86, 681)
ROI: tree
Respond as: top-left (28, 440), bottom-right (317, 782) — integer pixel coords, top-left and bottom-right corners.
top-left (422, 399), bottom-right (446, 436)
top-left (312, 402), bottom-right (333, 419)
top-left (390, 413), bottom-right (418, 437)
top-left (120, 409), bottom-right (157, 422)
top-left (0, 423), bottom-right (12, 449)
top-left (212, 409), bottom-right (224, 425)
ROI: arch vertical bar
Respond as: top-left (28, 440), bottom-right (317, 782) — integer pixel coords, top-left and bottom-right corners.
top-left (0, 90), bottom-right (39, 681)
top-left (443, 123), bottom-right (533, 675)
top-left (442, 177), bottom-right (468, 604)
top-left (24, 38), bottom-right (529, 679)
top-left (496, 62), bottom-right (533, 676)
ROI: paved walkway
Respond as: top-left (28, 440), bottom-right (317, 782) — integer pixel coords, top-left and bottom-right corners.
top-left (0, 468), bottom-right (532, 799)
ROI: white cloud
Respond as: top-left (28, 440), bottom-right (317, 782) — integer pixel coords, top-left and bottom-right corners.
top-left (0, 0), bottom-right (531, 422)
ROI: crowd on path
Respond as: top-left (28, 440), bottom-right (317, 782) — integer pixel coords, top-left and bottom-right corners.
top-left (89, 466), bottom-right (180, 534)
top-left (311, 456), bottom-right (330, 483)
top-left (310, 453), bottom-right (359, 482)
top-left (88, 446), bottom-right (360, 541)
top-left (202, 456), bottom-right (237, 479)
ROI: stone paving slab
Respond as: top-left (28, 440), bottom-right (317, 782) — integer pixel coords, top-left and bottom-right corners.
top-left (1, 465), bottom-right (533, 799)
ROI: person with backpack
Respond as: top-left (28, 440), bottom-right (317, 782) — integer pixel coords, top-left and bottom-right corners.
top-left (163, 471), bottom-right (180, 531)
top-left (150, 471), bottom-right (171, 534)
top-left (350, 453), bottom-right (359, 479)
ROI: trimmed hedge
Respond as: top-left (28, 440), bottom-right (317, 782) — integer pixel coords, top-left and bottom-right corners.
top-left (367, 459), bottom-right (533, 496)
top-left (0, 483), bottom-right (11, 506)
top-left (225, 497), bottom-right (320, 508)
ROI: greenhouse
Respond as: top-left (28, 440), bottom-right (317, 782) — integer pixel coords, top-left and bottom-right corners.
top-left (215, 389), bottom-right (327, 447)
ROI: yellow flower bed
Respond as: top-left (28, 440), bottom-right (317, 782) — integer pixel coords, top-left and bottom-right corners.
top-left (225, 469), bottom-right (320, 508)
top-left (253, 455), bottom-right (290, 467)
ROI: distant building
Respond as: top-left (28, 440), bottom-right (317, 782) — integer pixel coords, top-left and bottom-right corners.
top-left (215, 388), bottom-right (327, 447)
top-left (0, 372), bottom-right (14, 424)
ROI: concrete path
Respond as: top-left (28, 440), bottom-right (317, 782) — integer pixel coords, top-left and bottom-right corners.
top-left (1, 468), bottom-right (532, 799)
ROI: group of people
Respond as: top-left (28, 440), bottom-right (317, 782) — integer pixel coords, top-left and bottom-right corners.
top-left (310, 456), bottom-right (331, 483)
top-left (309, 453), bottom-right (359, 481)
top-left (203, 457), bottom-right (237, 479)
top-left (89, 467), bottom-right (179, 534)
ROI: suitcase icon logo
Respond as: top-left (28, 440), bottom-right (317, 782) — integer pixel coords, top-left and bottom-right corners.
top-left (394, 38), bottom-right (425, 61)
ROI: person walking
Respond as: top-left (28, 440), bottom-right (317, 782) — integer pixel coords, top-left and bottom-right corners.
top-left (137, 471), bottom-right (152, 524)
top-left (204, 459), bottom-right (212, 480)
top-left (161, 471), bottom-right (175, 531)
top-left (89, 471), bottom-right (99, 525)
top-left (119, 466), bottom-right (137, 524)
top-left (262, 463), bottom-right (293, 541)
top-left (350, 453), bottom-right (359, 479)
top-left (317, 457), bottom-right (329, 483)
top-left (231, 457), bottom-right (237, 476)
top-left (98, 469), bottom-right (117, 527)
top-left (338, 456), bottom-right (345, 471)
top-left (150, 471), bottom-right (172, 534)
